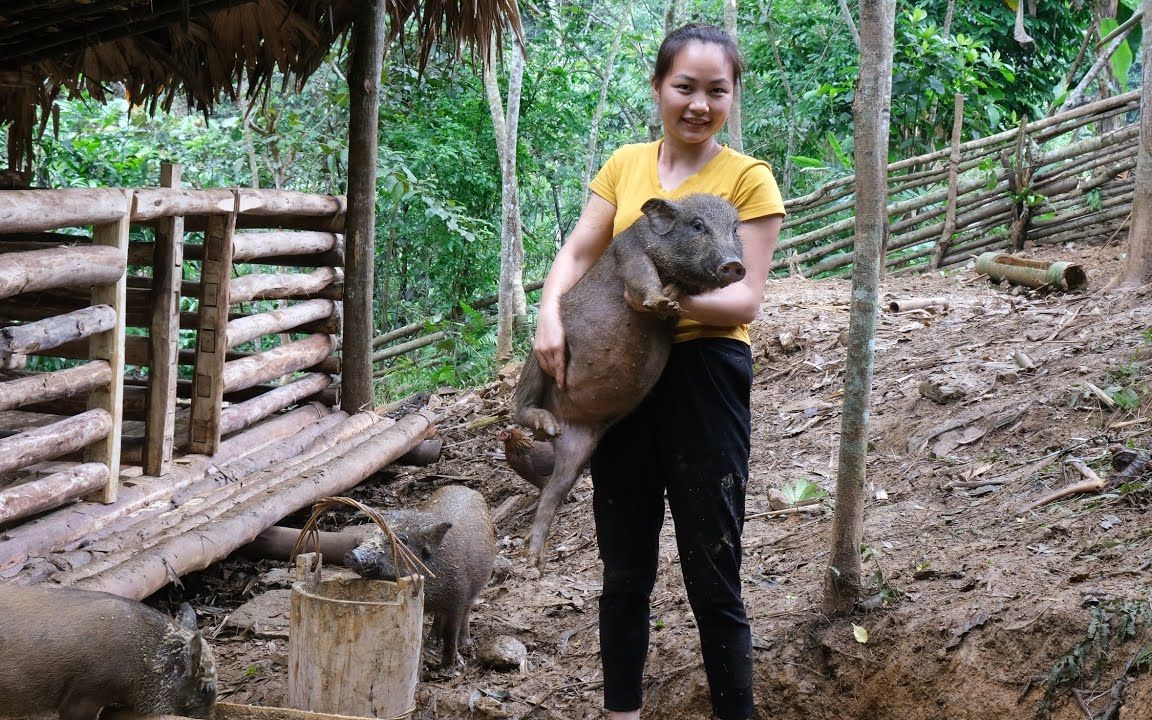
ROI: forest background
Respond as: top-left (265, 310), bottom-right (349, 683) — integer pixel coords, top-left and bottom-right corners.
top-left (27, 0), bottom-right (1132, 400)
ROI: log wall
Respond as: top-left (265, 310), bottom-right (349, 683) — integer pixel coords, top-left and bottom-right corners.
top-left (0, 177), bottom-right (346, 521)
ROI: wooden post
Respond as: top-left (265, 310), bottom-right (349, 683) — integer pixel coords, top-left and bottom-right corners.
top-left (188, 192), bottom-right (238, 455)
top-left (86, 191), bottom-right (130, 502)
top-left (931, 93), bottom-right (964, 270)
top-left (144, 163), bottom-right (185, 476)
top-left (341, 0), bottom-right (386, 413)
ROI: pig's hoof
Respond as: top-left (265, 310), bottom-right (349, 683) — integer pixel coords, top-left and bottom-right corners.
top-left (520, 409), bottom-right (559, 438)
top-left (644, 296), bottom-right (681, 318)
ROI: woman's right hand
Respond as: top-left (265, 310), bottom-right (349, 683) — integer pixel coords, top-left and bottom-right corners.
top-left (533, 303), bottom-right (567, 390)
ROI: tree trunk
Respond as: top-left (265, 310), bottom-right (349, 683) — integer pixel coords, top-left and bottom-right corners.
top-left (341, 0), bottom-right (386, 414)
top-left (581, 11), bottom-right (630, 205)
top-left (1116, 3), bottom-right (1152, 285)
top-left (484, 37), bottom-right (528, 360)
top-left (723, 0), bottom-right (744, 152)
top-left (823, 0), bottom-right (896, 618)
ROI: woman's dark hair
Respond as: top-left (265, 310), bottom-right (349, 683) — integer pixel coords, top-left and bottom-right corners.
top-left (651, 23), bottom-right (743, 88)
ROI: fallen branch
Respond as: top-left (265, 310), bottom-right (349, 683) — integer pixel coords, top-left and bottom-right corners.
top-left (1017, 458), bottom-right (1107, 514)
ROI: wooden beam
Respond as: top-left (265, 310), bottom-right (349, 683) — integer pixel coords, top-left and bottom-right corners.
top-left (86, 191), bottom-right (130, 502)
top-left (222, 334), bottom-right (337, 394)
top-left (0, 189), bottom-right (129, 233)
top-left (0, 409), bottom-right (112, 475)
top-left (0, 245), bottom-right (125, 301)
top-left (0, 361), bottom-right (113, 413)
top-left (188, 191), bottom-right (238, 455)
top-left (0, 463), bottom-right (109, 526)
top-left (218, 373), bottom-right (333, 436)
top-left (226, 299), bottom-right (336, 348)
top-left (341, 0), bottom-right (387, 413)
top-left (144, 162), bottom-right (184, 477)
top-left (229, 267), bottom-right (343, 304)
top-left (231, 231), bottom-right (340, 261)
top-left (130, 187), bottom-right (234, 222)
top-left (0, 305), bottom-right (117, 357)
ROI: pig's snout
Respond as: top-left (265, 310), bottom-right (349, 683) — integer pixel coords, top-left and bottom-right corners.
top-left (718, 260), bottom-right (746, 284)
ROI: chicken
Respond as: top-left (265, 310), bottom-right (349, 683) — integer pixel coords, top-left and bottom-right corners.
top-left (496, 427), bottom-right (554, 490)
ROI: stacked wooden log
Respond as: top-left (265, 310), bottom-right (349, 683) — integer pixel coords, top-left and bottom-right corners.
top-left (0, 189), bottom-right (130, 521)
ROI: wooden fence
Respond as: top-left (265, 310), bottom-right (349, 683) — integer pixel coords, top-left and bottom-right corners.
top-left (0, 169), bottom-right (345, 524)
top-left (372, 92), bottom-right (1140, 369)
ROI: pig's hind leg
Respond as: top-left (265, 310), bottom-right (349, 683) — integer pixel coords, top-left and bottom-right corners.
top-left (511, 353), bottom-right (560, 437)
top-left (527, 424), bottom-right (599, 568)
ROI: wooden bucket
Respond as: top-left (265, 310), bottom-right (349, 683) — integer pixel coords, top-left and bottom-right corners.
top-left (287, 553), bottom-right (424, 720)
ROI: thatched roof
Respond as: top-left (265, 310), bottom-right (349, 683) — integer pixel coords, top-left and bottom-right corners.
top-left (0, 0), bottom-right (522, 178)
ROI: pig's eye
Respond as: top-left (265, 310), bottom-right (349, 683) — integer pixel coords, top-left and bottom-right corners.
top-left (691, 218), bottom-right (706, 232)
top-left (395, 533), bottom-right (410, 546)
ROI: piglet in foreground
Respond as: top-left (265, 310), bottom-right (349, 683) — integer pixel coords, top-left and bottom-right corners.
top-left (344, 485), bottom-right (496, 669)
top-left (0, 584), bottom-right (217, 720)
top-left (513, 194), bottom-right (745, 567)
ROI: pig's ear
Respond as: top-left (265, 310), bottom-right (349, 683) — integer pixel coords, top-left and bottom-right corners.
top-left (641, 198), bottom-right (678, 236)
top-left (427, 521), bottom-right (453, 545)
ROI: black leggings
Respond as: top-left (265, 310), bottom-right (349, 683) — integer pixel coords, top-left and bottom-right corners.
top-left (591, 338), bottom-right (754, 720)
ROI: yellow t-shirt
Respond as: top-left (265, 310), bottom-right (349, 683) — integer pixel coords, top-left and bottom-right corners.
top-left (588, 139), bottom-right (786, 344)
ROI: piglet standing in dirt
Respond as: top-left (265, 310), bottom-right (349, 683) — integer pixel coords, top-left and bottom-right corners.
top-left (343, 485), bottom-right (496, 669)
top-left (512, 194), bottom-right (744, 567)
top-left (0, 584), bottom-right (217, 720)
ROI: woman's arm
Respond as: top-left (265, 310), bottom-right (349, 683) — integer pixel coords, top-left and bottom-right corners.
top-left (677, 214), bottom-right (784, 325)
top-left (534, 193), bottom-right (617, 389)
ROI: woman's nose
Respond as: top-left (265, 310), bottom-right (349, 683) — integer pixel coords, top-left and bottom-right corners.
top-left (689, 96), bottom-right (708, 111)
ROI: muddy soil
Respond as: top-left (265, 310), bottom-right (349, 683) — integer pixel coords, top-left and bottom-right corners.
top-left (164, 241), bottom-right (1152, 720)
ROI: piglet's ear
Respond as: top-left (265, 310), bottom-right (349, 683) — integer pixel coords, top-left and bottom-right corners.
top-left (641, 198), bottom-right (678, 236)
top-left (177, 603), bottom-right (198, 632)
top-left (427, 521), bottom-right (453, 545)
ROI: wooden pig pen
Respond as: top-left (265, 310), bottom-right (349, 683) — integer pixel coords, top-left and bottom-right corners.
top-left (0, 174), bottom-right (438, 599)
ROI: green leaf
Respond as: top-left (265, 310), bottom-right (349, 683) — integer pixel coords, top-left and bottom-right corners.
top-left (780, 478), bottom-right (829, 505)
top-left (790, 155), bottom-right (827, 169)
top-left (853, 624), bottom-right (870, 644)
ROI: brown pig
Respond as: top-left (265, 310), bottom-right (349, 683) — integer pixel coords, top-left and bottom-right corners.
top-left (342, 485), bottom-right (496, 670)
top-left (0, 584), bottom-right (217, 720)
top-left (512, 194), bottom-right (744, 567)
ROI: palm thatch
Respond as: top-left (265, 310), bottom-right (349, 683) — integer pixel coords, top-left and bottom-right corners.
top-left (0, 0), bottom-right (522, 180)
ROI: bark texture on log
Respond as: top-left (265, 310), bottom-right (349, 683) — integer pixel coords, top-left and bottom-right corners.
top-left (230, 267), bottom-right (342, 304)
top-left (0, 305), bottom-right (117, 356)
top-left (218, 373), bottom-right (333, 436)
top-left (222, 334), bottom-right (337, 394)
top-left (130, 188), bottom-right (234, 221)
top-left (75, 411), bottom-right (435, 600)
top-left (0, 404), bottom-right (328, 572)
top-left (235, 189), bottom-right (346, 217)
top-left (0, 462), bottom-right (109, 525)
top-left (0, 189), bottom-right (129, 233)
top-left (0, 408), bottom-right (113, 475)
top-left (232, 231), bottom-right (340, 261)
top-left (0, 361), bottom-right (112, 412)
top-left (0, 246), bottom-right (125, 301)
top-left (226, 300), bottom-right (336, 348)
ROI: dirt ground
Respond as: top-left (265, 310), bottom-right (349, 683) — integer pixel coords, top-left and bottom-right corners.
top-left (165, 240), bottom-right (1152, 720)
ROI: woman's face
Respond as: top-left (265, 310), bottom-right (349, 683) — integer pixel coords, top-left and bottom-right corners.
top-left (653, 41), bottom-right (735, 147)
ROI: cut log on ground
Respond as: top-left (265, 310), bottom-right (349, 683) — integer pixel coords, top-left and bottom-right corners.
top-left (0, 305), bottom-right (117, 357)
top-left (219, 373), bottom-right (333, 436)
top-left (0, 462), bottom-right (109, 525)
top-left (74, 410), bottom-right (437, 600)
top-left (229, 267), bottom-right (343, 304)
top-left (0, 404), bottom-right (328, 572)
top-left (0, 361), bottom-right (112, 412)
top-left (222, 334), bottom-right (337, 393)
top-left (0, 409), bottom-right (112, 475)
top-left (226, 300), bottom-right (337, 348)
top-left (0, 246), bottom-right (125, 301)
top-left (395, 436), bottom-right (443, 466)
top-left (242, 525), bottom-right (371, 563)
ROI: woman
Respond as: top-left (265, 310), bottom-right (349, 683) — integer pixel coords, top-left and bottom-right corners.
top-left (532, 24), bottom-right (785, 720)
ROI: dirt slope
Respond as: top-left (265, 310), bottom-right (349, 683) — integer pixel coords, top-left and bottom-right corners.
top-left (188, 242), bottom-right (1152, 720)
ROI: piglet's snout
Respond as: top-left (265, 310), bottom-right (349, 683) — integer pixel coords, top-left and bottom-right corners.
top-left (718, 260), bottom-right (746, 284)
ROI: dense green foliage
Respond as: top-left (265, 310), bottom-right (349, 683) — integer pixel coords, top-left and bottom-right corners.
top-left (26, 1), bottom-right (1115, 398)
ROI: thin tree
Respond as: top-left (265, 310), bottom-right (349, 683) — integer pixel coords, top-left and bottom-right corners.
top-left (483, 37), bottom-right (528, 359)
top-left (723, 0), bottom-right (744, 152)
top-left (822, 0), bottom-right (896, 617)
top-left (580, 10), bottom-right (631, 207)
top-left (1114, 0), bottom-right (1152, 286)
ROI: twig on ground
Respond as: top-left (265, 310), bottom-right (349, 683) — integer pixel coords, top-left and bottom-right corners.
top-left (1016, 457), bottom-right (1107, 514)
